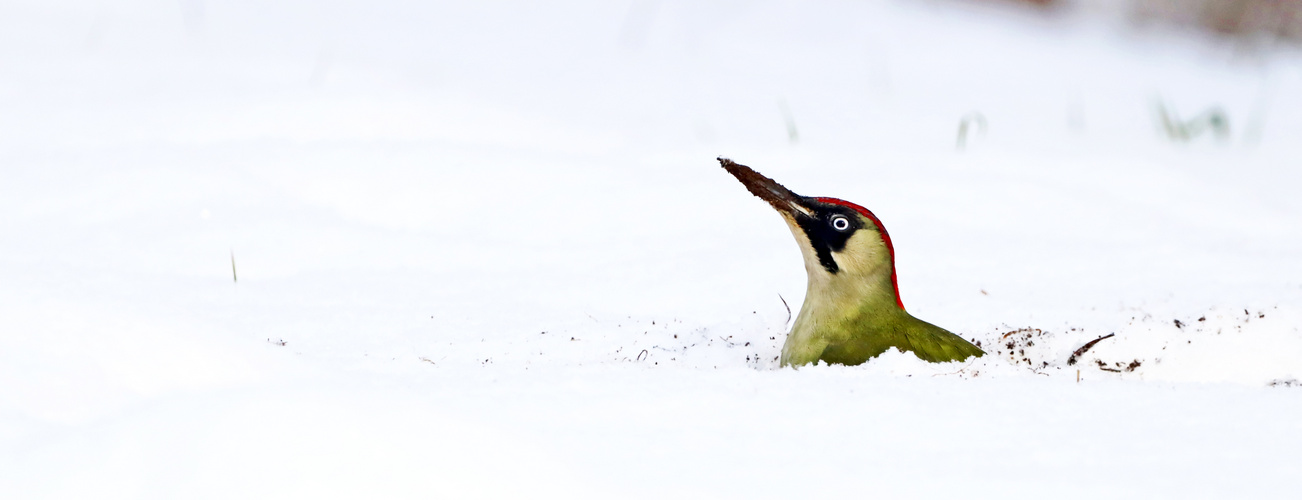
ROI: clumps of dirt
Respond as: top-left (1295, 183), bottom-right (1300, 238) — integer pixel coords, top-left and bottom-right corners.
top-left (959, 304), bottom-right (1293, 383)
top-left (989, 327), bottom-right (1059, 374)
top-left (1095, 358), bottom-right (1143, 373)
top-left (966, 326), bottom-right (1151, 379)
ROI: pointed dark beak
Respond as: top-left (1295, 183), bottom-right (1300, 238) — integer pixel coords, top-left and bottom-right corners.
top-left (718, 157), bottom-right (813, 218)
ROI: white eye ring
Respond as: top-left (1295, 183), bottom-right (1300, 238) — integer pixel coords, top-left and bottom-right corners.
top-left (831, 215), bottom-right (850, 231)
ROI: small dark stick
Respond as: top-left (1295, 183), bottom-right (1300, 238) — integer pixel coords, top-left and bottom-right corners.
top-left (231, 250), bottom-right (237, 283)
top-left (1067, 333), bottom-right (1116, 366)
top-left (778, 294), bottom-right (792, 325)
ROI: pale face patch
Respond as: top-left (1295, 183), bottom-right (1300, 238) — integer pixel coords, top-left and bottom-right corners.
top-left (828, 220), bottom-right (892, 277)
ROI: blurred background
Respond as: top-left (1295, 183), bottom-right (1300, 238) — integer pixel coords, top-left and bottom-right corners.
top-left (3, 1), bottom-right (1302, 497)
top-left (3, 0), bottom-right (1298, 333)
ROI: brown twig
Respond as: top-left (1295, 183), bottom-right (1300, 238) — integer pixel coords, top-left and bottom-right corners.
top-left (1067, 333), bottom-right (1115, 366)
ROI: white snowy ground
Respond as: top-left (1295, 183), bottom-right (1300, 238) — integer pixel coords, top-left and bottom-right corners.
top-left (3, 0), bottom-right (1302, 498)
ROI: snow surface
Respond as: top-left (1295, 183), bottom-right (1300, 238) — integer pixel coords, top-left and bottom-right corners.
top-left (3, 0), bottom-right (1302, 498)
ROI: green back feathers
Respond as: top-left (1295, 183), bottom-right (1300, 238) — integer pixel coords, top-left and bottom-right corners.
top-left (782, 307), bottom-right (983, 367)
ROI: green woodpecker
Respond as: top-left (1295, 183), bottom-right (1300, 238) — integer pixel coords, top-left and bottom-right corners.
top-left (720, 158), bottom-right (983, 367)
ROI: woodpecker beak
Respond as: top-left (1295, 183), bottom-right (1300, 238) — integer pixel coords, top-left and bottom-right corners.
top-left (718, 158), bottom-right (814, 218)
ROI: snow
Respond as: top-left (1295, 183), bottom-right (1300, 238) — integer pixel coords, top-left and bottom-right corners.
top-left (3, 0), bottom-right (1302, 498)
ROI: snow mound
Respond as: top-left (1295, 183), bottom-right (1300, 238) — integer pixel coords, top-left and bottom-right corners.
top-left (396, 303), bottom-right (1302, 387)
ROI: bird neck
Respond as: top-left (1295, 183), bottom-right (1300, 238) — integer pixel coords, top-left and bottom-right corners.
top-left (782, 263), bottom-right (911, 366)
top-left (799, 262), bottom-right (904, 328)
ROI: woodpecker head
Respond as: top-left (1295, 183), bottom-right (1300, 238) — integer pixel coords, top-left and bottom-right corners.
top-left (719, 157), bottom-right (904, 310)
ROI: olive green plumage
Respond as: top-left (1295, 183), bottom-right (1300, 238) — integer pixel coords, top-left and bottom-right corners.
top-left (783, 291), bottom-right (985, 366)
top-left (720, 157), bottom-right (984, 367)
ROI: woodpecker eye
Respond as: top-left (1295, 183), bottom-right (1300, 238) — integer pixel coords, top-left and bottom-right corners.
top-left (830, 215), bottom-right (851, 232)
